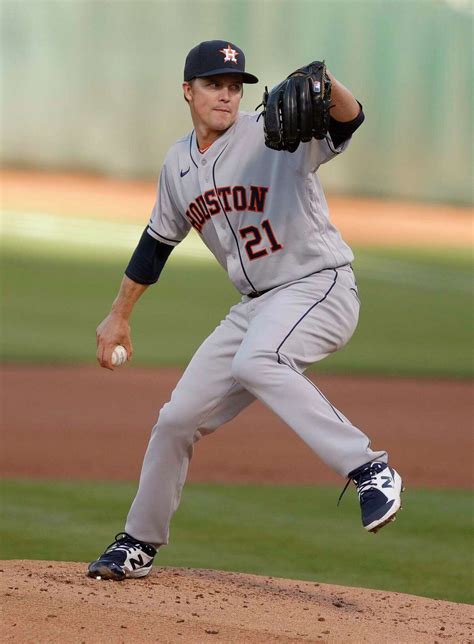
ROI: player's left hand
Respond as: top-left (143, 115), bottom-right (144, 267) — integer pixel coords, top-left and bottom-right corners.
top-left (262, 61), bottom-right (332, 152)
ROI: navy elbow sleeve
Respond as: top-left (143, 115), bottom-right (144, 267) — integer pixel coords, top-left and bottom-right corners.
top-left (125, 229), bottom-right (174, 285)
top-left (328, 102), bottom-right (365, 148)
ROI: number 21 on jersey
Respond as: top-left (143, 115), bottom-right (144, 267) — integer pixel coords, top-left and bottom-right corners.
top-left (239, 219), bottom-right (283, 261)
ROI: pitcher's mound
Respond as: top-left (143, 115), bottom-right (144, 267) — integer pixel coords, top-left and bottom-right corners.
top-left (1, 561), bottom-right (471, 643)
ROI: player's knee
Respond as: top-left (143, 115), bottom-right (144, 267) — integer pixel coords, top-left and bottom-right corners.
top-left (231, 349), bottom-right (275, 388)
top-left (155, 402), bottom-right (194, 438)
top-left (231, 351), bottom-right (251, 385)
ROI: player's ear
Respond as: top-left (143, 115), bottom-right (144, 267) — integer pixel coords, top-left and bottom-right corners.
top-left (183, 81), bottom-right (193, 104)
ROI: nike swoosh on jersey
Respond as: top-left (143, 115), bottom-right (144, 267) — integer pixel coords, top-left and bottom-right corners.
top-left (180, 167), bottom-right (190, 178)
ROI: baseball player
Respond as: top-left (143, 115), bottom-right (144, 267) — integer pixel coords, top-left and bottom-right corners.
top-left (88, 40), bottom-right (403, 581)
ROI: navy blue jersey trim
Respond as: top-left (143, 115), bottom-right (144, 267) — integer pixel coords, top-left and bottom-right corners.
top-left (189, 131), bottom-right (199, 169)
top-left (325, 135), bottom-right (339, 155)
top-left (125, 227), bottom-right (174, 284)
top-left (279, 356), bottom-right (346, 424)
top-left (147, 224), bottom-right (179, 244)
top-left (275, 269), bottom-right (338, 357)
top-left (124, 269), bottom-right (158, 285)
top-left (274, 270), bottom-right (345, 425)
top-left (212, 145), bottom-right (258, 294)
top-left (327, 103), bottom-right (365, 151)
top-left (306, 373), bottom-right (346, 423)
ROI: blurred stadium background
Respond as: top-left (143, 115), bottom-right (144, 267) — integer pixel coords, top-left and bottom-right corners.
top-left (1, 0), bottom-right (472, 201)
top-left (1, 0), bottom-right (473, 604)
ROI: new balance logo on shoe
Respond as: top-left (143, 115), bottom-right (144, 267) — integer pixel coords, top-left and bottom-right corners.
top-left (381, 476), bottom-right (393, 488)
top-left (130, 555), bottom-right (144, 570)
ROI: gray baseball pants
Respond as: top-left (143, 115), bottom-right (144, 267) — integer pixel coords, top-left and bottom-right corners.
top-left (125, 266), bottom-right (387, 546)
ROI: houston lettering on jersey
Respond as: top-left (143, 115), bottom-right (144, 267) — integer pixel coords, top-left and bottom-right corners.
top-left (186, 185), bottom-right (269, 233)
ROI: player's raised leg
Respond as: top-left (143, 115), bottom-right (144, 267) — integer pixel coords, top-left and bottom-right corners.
top-left (231, 267), bottom-right (403, 532)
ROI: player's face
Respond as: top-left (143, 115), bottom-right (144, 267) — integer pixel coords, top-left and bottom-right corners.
top-left (183, 75), bottom-right (243, 134)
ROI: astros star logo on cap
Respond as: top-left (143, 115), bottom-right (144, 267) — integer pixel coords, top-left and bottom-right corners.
top-left (219, 44), bottom-right (239, 64)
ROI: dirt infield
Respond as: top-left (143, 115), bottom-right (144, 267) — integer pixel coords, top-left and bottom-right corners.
top-left (1, 365), bottom-right (472, 487)
top-left (2, 561), bottom-right (472, 643)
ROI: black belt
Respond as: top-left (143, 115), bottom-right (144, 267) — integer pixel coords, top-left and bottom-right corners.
top-left (246, 288), bottom-right (272, 298)
top-left (245, 265), bottom-right (353, 299)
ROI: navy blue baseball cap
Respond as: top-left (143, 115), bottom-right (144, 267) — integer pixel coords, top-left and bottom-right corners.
top-left (184, 40), bottom-right (258, 84)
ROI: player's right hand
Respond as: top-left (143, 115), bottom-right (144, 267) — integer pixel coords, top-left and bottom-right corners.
top-left (96, 312), bottom-right (133, 371)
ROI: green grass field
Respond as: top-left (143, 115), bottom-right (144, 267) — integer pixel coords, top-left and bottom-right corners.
top-left (1, 225), bottom-right (472, 376)
top-left (1, 479), bottom-right (472, 604)
top-left (1, 212), bottom-right (473, 605)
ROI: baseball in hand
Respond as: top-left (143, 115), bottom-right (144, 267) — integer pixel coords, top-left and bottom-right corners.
top-left (111, 345), bottom-right (128, 367)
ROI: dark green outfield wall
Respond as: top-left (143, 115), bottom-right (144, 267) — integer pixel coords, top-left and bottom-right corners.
top-left (2, 0), bottom-right (472, 204)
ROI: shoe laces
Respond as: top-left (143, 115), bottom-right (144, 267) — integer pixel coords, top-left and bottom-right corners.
top-left (337, 462), bottom-right (383, 506)
top-left (105, 532), bottom-right (137, 552)
top-left (105, 532), bottom-right (146, 555)
top-left (337, 479), bottom-right (351, 506)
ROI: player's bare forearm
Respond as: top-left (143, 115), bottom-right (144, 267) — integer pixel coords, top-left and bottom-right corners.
top-left (96, 276), bottom-right (149, 370)
top-left (110, 275), bottom-right (149, 320)
top-left (326, 70), bottom-right (360, 122)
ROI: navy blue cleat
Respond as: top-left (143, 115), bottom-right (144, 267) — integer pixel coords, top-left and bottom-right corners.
top-left (87, 532), bottom-right (157, 581)
top-left (348, 461), bottom-right (404, 533)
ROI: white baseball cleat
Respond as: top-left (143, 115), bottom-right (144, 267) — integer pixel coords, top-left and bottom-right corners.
top-left (348, 461), bottom-right (404, 533)
top-left (87, 532), bottom-right (157, 580)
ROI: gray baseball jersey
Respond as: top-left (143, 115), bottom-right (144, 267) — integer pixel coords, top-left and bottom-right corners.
top-left (124, 112), bottom-right (389, 547)
top-left (147, 111), bottom-right (353, 295)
